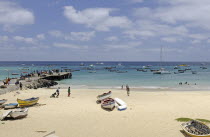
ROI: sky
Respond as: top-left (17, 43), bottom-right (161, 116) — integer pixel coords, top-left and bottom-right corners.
top-left (0, 0), bottom-right (210, 61)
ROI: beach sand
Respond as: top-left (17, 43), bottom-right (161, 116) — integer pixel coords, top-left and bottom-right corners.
top-left (1, 88), bottom-right (210, 137)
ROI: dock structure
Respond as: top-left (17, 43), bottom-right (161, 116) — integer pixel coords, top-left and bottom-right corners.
top-left (42, 72), bottom-right (72, 81)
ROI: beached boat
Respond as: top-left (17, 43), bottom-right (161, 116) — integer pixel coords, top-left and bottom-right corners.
top-left (17, 97), bottom-right (39, 107)
top-left (181, 120), bottom-right (210, 137)
top-left (114, 98), bottom-right (127, 111)
top-left (4, 103), bottom-right (18, 109)
top-left (10, 108), bottom-right (29, 119)
top-left (101, 98), bottom-right (115, 110)
top-left (0, 99), bottom-right (7, 105)
top-left (97, 91), bottom-right (112, 101)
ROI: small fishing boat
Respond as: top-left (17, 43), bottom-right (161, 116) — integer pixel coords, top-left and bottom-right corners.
top-left (10, 108), bottom-right (29, 119)
top-left (12, 73), bottom-right (19, 75)
top-left (89, 71), bottom-right (96, 73)
top-left (17, 97), bottom-right (39, 107)
top-left (101, 98), bottom-right (115, 110)
top-left (116, 70), bottom-right (127, 73)
top-left (114, 98), bottom-right (127, 111)
top-left (97, 91), bottom-right (112, 101)
top-left (4, 103), bottom-right (18, 109)
top-left (153, 68), bottom-right (171, 74)
top-left (0, 99), bottom-right (7, 105)
top-left (181, 120), bottom-right (210, 137)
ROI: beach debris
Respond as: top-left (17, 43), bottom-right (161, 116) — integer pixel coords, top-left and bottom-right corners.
top-left (181, 120), bottom-right (210, 136)
top-left (35, 130), bottom-right (47, 133)
top-left (43, 131), bottom-right (59, 137)
top-left (0, 85), bottom-right (7, 89)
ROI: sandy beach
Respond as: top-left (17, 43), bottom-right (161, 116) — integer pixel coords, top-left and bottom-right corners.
top-left (1, 88), bottom-right (210, 137)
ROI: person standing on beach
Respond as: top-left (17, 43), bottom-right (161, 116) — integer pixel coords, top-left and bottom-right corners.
top-left (68, 87), bottom-right (71, 97)
top-left (56, 87), bottom-right (60, 98)
top-left (121, 85), bottom-right (123, 89)
top-left (126, 85), bottom-right (130, 96)
top-left (19, 82), bottom-right (23, 90)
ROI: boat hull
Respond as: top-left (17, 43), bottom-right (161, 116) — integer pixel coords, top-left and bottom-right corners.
top-left (17, 97), bottom-right (39, 107)
top-left (97, 91), bottom-right (111, 101)
top-left (0, 99), bottom-right (7, 105)
top-left (114, 98), bottom-right (127, 111)
top-left (10, 108), bottom-right (28, 119)
top-left (181, 120), bottom-right (210, 137)
top-left (101, 98), bottom-right (115, 110)
top-left (4, 103), bottom-right (18, 109)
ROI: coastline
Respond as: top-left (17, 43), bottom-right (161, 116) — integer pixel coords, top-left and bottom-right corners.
top-left (1, 88), bottom-right (210, 137)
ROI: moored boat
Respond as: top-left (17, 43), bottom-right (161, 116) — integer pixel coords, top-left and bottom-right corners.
top-left (181, 120), bottom-right (210, 137)
top-left (0, 99), bottom-right (7, 105)
top-left (101, 98), bottom-right (115, 110)
top-left (192, 71), bottom-right (197, 74)
top-left (17, 97), bottom-right (39, 107)
top-left (4, 103), bottom-right (18, 109)
top-left (97, 91), bottom-right (112, 101)
top-left (10, 108), bottom-right (29, 119)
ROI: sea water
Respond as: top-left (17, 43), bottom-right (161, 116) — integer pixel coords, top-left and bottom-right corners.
top-left (0, 61), bottom-right (210, 90)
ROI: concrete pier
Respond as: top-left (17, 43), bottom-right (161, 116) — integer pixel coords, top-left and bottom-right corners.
top-left (42, 72), bottom-right (72, 81)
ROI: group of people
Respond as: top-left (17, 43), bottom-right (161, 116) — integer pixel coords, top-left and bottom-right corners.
top-left (50, 86), bottom-right (71, 98)
top-left (3, 77), bottom-right (11, 85)
top-left (179, 82), bottom-right (197, 85)
top-left (121, 84), bottom-right (130, 96)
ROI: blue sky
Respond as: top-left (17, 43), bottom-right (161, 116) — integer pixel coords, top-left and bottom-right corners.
top-left (0, 0), bottom-right (210, 61)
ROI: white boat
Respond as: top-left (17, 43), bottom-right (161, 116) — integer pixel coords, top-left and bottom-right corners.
top-left (80, 63), bottom-right (84, 66)
top-left (114, 98), bottom-right (127, 111)
top-left (101, 98), bottom-right (115, 110)
top-left (97, 91), bottom-right (112, 101)
top-left (10, 108), bottom-right (29, 119)
top-left (0, 99), bottom-right (7, 105)
top-left (153, 46), bottom-right (170, 75)
top-left (0, 110), bottom-right (12, 121)
top-left (4, 103), bottom-right (18, 109)
top-left (153, 68), bottom-right (171, 74)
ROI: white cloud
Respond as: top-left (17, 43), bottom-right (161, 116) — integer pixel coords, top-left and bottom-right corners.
top-left (63, 6), bottom-right (132, 31)
top-left (53, 43), bottom-right (88, 49)
top-left (36, 34), bottom-right (45, 40)
top-left (131, 0), bottom-right (144, 3)
top-left (0, 1), bottom-right (34, 25)
top-left (13, 36), bottom-right (36, 44)
top-left (48, 30), bottom-right (63, 38)
top-left (105, 42), bottom-right (141, 50)
top-left (105, 36), bottom-right (119, 41)
top-left (65, 31), bottom-right (95, 41)
top-left (161, 37), bottom-right (179, 43)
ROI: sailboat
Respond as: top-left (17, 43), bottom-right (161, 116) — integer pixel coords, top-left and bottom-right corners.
top-left (153, 46), bottom-right (171, 74)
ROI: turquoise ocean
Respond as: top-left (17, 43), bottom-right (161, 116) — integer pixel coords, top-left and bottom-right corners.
top-left (0, 61), bottom-right (210, 90)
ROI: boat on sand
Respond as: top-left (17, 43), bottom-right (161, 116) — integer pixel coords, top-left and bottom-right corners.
top-left (114, 98), bottom-right (127, 111)
top-left (4, 103), bottom-right (18, 109)
top-left (17, 97), bottom-right (39, 107)
top-left (181, 120), bottom-right (210, 137)
top-left (97, 91), bottom-right (111, 101)
top-left (101, 98), bottom-right (115, 110)
top-left (0, 99), bottom-right (7, 105)
top-left (10, 108), bottom-right (29, 119)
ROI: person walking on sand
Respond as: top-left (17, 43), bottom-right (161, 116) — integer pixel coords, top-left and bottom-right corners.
top-left (126, 85), bottom-right (130, 96)
top-left (68, 86), bottom-right (71, 97)
top-left (121, 85), bottom-right (123, 89)
top-left (56, 87), bottom-right (60, 98)
top-left (19, 82), bottom-right (23, 90)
